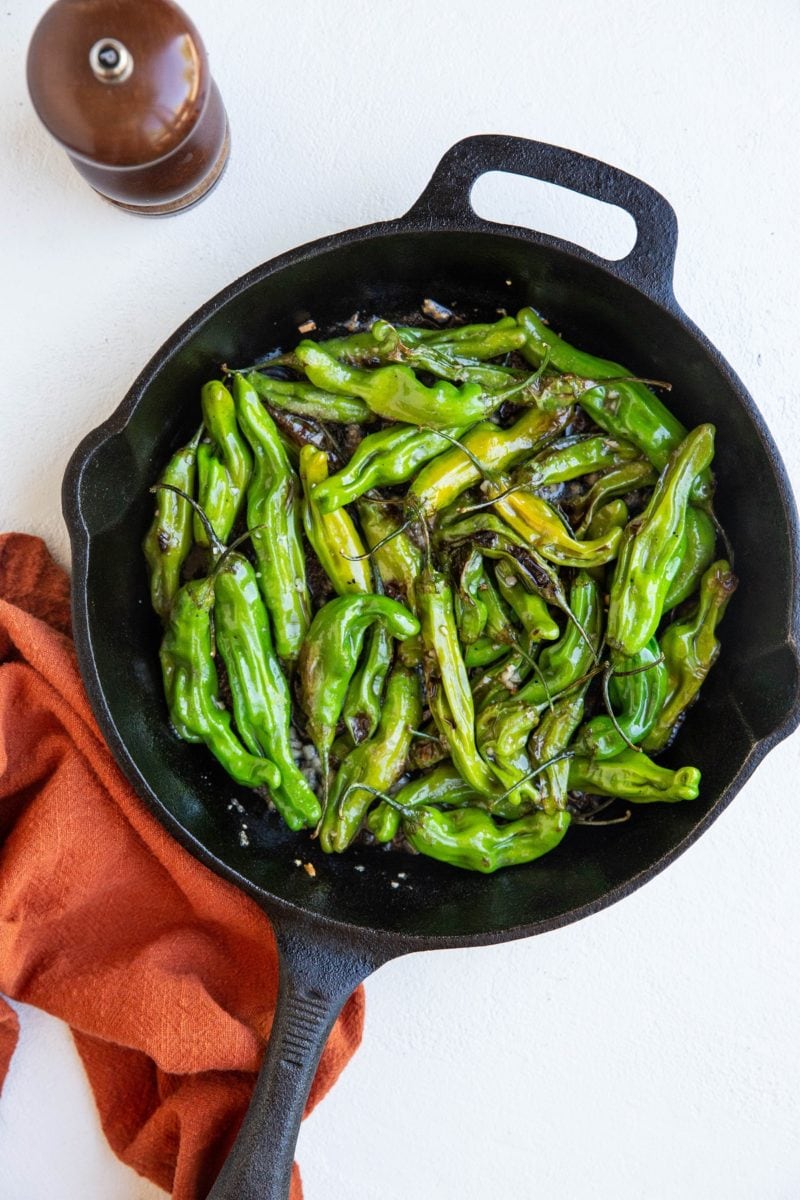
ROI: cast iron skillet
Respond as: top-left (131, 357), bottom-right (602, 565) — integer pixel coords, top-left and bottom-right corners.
top-left (63, 135), bottom-right (800, 1199)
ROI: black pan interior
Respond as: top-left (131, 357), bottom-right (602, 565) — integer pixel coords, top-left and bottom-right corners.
top-left (70, 226), bottom-right (799, 943)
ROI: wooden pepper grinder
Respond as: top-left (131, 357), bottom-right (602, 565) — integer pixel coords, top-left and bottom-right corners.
top-left (27, 0), bottom-right (230, 215)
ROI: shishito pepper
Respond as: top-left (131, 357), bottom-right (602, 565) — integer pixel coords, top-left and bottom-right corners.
top-left (568, 747), bottom-right (701, 803)
top-left (159, 577), bottom-right (282, 796)
top-left (493, 557), bottom-right (560, 642)
top-left (409, 406), bottom-right (571, 518)
top-left (194, 380), bottom-right (253, 546)
top-left (234, 374), bottom-right (311, 663)
top-left (299, 445), bottom-right (372, 595)
top-left (213, 552), bottom-right (321, 829)
top-left (574, 460), bottom-right (658, 534)
top-left (143, 427), bottom-right (201, 620)
top-left (517, 307), bottom-right (688, 474)
top-left (301, 318), bottom-right (528, 393)
top-left (310, 421), bottom-right (469, 513)
top-left (607, 424), bottom-right (716, 655)
top-left (320, 665), bottom-right (422, 852)
top-left (477, 572), bottom-right (601, 780)
top-left (247, 370), bottom-right (372, 424)
top-left (662, 505), bottom-right (717, 611)
top-left (512, 434), bottom-right (641, 491)
top-left (399, 804), bottom-right (571, 873)
top-left (643, 559), bottom-right (737, 752)
top-left (298, 593), bottom-right (420, 782)
top-left (528, 683), bottom-right (589, 814)
top-left (573, 639), bottom-right (668, 760)
top-left (417, 563), bottom-right (498, 796)
top-left (293, 338), bottom-right (490, 428)
top-left (491, 481), bottom-right (623, 569)
top-left (454, 547), bottom-right (490, 645)
top-left (367, 762), bottom-right (476, 844)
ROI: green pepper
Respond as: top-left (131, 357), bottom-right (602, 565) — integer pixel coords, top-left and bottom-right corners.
top-left (342, 620), bottom-right (394, 744)
top-left (454, 547), bottom-right (489, 645)
top-left (320, 665), bottom-right (422, 852)
top-left (400, 804), bottom-right (571, 873)
top-left (367, 762), bottom-right (476, 844)
top-left (417, 564), bottom-right (498, 796)
top-left (194, 380), bottom-right (253, 546)
top-left (529, 683), bottom-right (589, 814)
top-left (310, 422), bottom-right (469, 513)
top-left (493, 557), bottom-right (560, 642)
top-left (233, 375), bottom-right (311, 663)
top-left (299, 445), bottom-right (372, 595)
top-left (567, 747), bottom-right (701, 803)
top-left (298, 593), bottom-right (420, 780)
top-left (607, 424), bottom-right (716, 655)
top-left (662, 506), bottom-right (717, 611)
top-left (513, 434), bottom-right (641, 491)
top-left (643, 560), bottom-right (737, 752)
top-left (159, 577), bottom-right (283, 797)
top-left (195, 441), bottom-right (235, 548)
top-left (479, 572), bottom-right (601, 775)
top-left (574, 460), bottom-right (659, 535)
top-left (573, 639), bottom-right (668, 760)
top-left (358, 500), bottom-right (424, 667)
top-left (492, 482), bottom-right (623, 569)
top-left (213, 552), bottom-right (321, 828)
top-left (358, 498), bottom-right (423, 607)
top-left (143, 427), bottom-right (201, 620)
top-left (517, 307), bottom-right (690, 476)
top-left (289, 319), bottom-right (526, 390)
top-left (409, 406), bottom-right (571, 518)
top-left (582, 498), bottom-right (629, 543)
top-left (293, 339), bottom-right (490, 428)
top-left (247, 371), bottom-right (372, 424)
top-left (463, 637), bottom-right (510, 669)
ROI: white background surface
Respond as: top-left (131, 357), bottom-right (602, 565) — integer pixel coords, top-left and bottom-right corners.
top-left (2, 1), bottom-right (800, 1197)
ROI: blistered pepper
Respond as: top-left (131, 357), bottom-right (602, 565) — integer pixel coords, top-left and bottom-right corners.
top-left (399, 804), bottom-right (571, 873)
top-left (194, 380), bottom-right (253, 546)
top-left (159, 577), bottom-right (282, 796)
top-left (662, 505), bottom-right (717, 611)
top-left (517, 307), bottom-right (690, 476)
top-left (607, 424), bottom-right (716, 655)
top-left (492, 483), bottom-right (623, 569)
top-left (417, 564), bottom-right (498, 796)
top-left (299, 445), bottom-right (372, 595)
top-left (234, 374), bottom-right (311, 663)
top-left (367, 761), bottom-right (476, 844)
top-left (293, 339), bottom-right (491, 428)
top-left (247, 370), bottom-right (372, 424)
top-left (573, 639), bottom-right (668, 760)
top-left (567, 747), bottom-right (701, 803)
top-left (643, 559), bottom-right (737, 752)
top-left (213, 552), bottom-right (321, 828)
top-left (529, 683), bottom-right (589, 814)
top-left (298, 593), bottom-right (420, 781)
top-left (143, 427), bottom-right (201, 620)
top-left (320, 665), bottom-right (421, 852)
top-left (409, 407), bottom-right (571, 518)
top-left (310, 422), bottom-right (469, 513)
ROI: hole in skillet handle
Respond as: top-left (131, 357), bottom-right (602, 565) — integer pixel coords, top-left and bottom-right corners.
top-left (471, 171), bottom-right (637, 263)
top-left (404, 133), bottom-right (679, 308)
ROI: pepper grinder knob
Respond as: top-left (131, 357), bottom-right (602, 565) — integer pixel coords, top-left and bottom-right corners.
top-left (27, 0), bottom-right (230, 216)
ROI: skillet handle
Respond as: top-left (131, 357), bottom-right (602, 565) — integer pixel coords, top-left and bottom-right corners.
top-left (207, 924), bottom-right (380, 1200)
top-left (404, 133), bottom-right (678, 306)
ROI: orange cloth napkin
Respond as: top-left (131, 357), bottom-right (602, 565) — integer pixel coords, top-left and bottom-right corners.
top-left (0, 533), bottom-right (364, 1198)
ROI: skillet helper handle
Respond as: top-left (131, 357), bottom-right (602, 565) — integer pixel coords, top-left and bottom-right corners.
top-left (405, 133), bottom-right (678, 306)
top-left (207, 926), bottom-right (377, 1200)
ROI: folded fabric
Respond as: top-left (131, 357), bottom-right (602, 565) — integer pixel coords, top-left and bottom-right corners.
top-left (0, 533), bottom-right (364, 1198)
